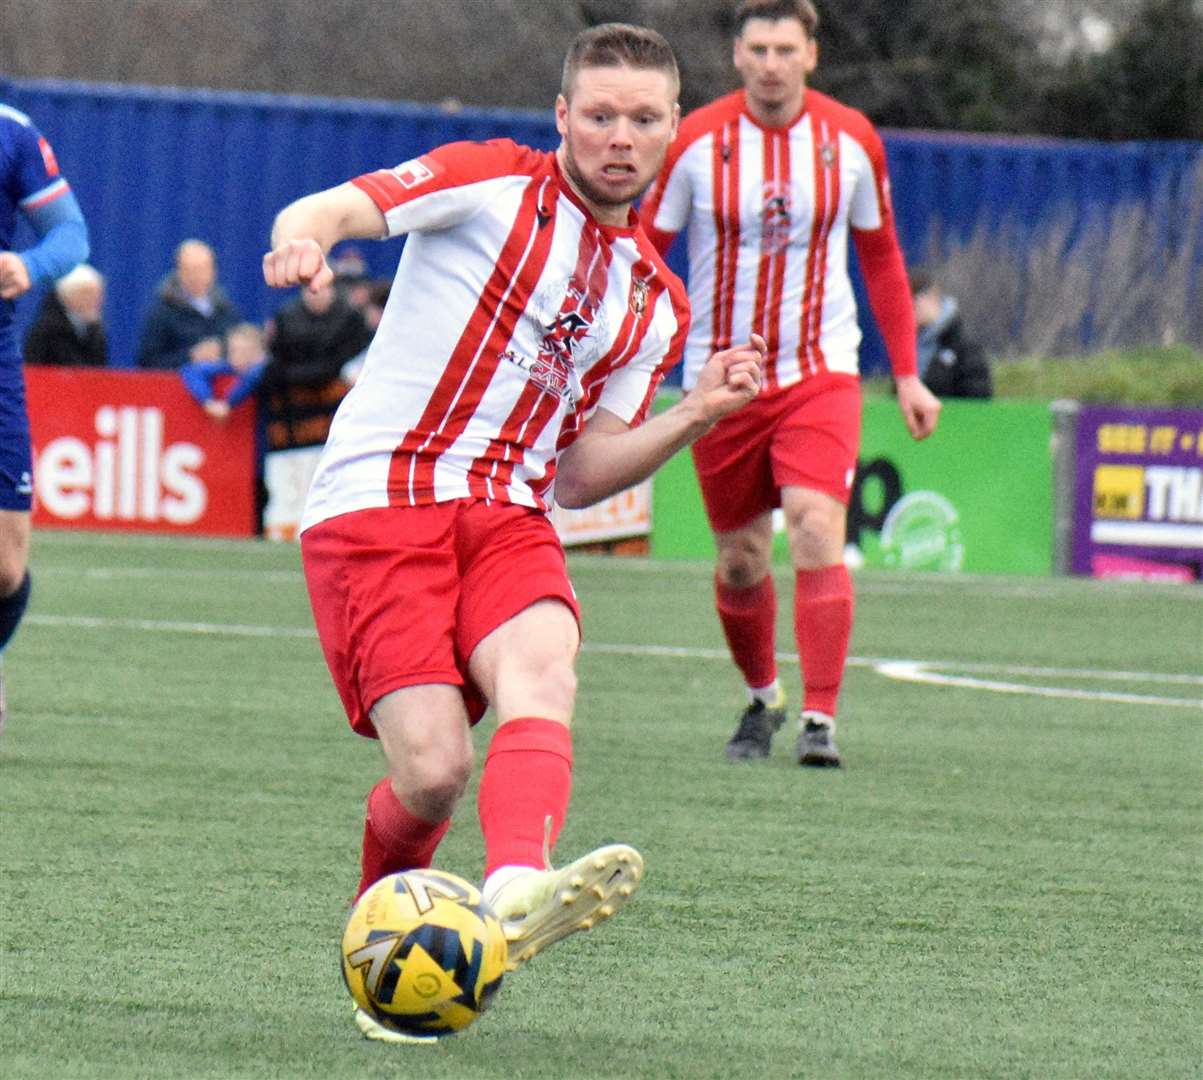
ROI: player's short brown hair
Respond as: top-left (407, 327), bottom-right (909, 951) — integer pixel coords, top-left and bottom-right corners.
top-left (734, 0), bottom-right (819, 38)
top-left (561, 22), bottom-right (680, 101)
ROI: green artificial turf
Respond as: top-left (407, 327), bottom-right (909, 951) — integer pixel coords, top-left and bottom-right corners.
top-left (1, 532), bottom-right (1199, 1079)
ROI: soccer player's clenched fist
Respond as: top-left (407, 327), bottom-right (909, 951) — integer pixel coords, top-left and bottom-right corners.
top-left (693, 332), bottom-right (766, 422)
top-left (262, 237), bottom-right (333, 291)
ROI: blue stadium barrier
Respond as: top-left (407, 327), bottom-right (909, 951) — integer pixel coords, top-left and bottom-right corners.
top-left (3, 77), bottom-right (1199, 377)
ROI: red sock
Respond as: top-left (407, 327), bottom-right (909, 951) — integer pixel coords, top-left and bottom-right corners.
top-left (478, 717), bottom-right (573, 878)
top-left (356, 778), bottom-right (451, 900)
top-left (715, 573), bottom-right (778, 689)
top-left (794, 564), bottom-right (854, 717)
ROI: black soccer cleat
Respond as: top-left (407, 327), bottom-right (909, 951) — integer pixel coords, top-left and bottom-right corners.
top-left (724, 696), bottom-right (786, 760)
top-left (797, 719), bottom-right (841, 768)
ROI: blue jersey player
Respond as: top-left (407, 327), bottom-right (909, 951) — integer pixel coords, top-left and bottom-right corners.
top-left (0, 102), bottom-right (90, 735)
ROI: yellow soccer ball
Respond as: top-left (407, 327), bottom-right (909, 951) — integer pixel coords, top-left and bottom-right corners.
top-left (341, 869), bottom-right (507, 1038)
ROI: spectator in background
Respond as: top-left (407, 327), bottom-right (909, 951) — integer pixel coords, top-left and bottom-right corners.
top-left (330, 245), bottom-right (374, 311)
top-left (182, 321), bottom-right (269, 533)
top-left (910, 268), bottom-right (992, 399)
top-left (136, 239), bottom-right (242, 370)
top-left (22, 263), bottom-right (108, 367)
top-left (180, 321), bottom-right (268, 422)
top-left (262, 278), bottom-right (371, 449)
top-left (339, 278), bottom-right (389, 386)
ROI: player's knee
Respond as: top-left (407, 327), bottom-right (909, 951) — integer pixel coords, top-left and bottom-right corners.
top-left (716, 543), bottom-right (770, 589)
top-left (533, 656), bottom-right (577, 716)
top-left (0, 556), bottom-right (26, 597)
top-left (718, 559), bottom-right (766, 590)
top-left (784, 504), bottom-right (842, 566)
top-left (392, 749), bottom-right (472, 821)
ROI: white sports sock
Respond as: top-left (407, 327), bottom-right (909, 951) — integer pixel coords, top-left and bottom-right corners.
top-left (482, 864), bottom-right (539, 907)
top-left (747, 680), bottom-right (783, 707)
top-left (801, 710), bottom-right (834, 731)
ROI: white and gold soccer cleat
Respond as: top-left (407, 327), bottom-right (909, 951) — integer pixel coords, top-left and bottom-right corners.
top-left (353, 1006), bottom-right (442, 1045)
top-left (485, 843), bottom-right (644, 971)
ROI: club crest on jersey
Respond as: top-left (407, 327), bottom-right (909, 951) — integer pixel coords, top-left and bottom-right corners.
top-left (819, 140), bottom-right (836, 168)
top-left (390, 157), bottom-right (436, 189)
top-left (629, 277), bottom-right (650, 316)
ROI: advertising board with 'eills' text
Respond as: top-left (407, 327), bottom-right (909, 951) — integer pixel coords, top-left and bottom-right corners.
top-left (26, 366), bottom-right (257, 538)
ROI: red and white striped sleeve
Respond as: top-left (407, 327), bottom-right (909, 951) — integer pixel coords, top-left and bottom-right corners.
top-left (351, 138), bottom-right (545, 238)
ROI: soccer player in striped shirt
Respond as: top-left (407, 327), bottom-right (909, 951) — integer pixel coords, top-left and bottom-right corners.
top-left (0, 102), bottom-right (90, 738)
top-left (640, 0), bottom-right (942, 768)
top-left (262, 23), bottom-right (766, 1042)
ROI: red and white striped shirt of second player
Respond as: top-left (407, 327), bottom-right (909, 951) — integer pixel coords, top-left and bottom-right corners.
top-left (639, 89), bottom-right (916, 392)
top-left (300, 139), bottom-right (690, 534)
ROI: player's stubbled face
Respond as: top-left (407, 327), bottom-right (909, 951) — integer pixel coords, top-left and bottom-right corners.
top-left (734, 17), bottom-right (817, 116)
top-left (556, 65), bottom-right (679, 222)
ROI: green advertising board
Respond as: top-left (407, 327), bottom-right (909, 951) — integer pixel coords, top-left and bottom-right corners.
top-left (650, 397), bottom-right (1053, 575)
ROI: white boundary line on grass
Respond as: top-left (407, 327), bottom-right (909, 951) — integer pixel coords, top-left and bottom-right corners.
top-left (870, 660), bottom-right (1201, 709)
top-left (26, 613), bottom-right (1203, 710)
top-left (28, 613), bottom-right (317, 639)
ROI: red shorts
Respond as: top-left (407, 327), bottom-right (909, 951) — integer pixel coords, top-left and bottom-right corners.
top-left (300, 500), bottom-right (581, 738)
top-left (691, 372), bottom-right (861, 533)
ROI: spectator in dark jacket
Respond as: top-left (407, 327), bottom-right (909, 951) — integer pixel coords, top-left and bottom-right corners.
top-left (910, 268), bottom-right (992, 399)
top-left (262, 279), bottom-right (371, 449)
top-left (23, 263), bottom-right (108, 366)
top-left (136, 239), bottom-right (241, 370)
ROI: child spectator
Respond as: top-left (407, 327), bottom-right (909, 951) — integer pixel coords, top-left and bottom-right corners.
top-left (181, 321), bottom-right (268, 421)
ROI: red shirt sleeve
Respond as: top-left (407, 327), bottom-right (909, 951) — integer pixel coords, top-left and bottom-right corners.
top-left (852, 225), bottom-right (917, 379)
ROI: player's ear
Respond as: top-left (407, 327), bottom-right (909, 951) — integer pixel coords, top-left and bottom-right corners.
top-left (555, 94), bottom-right (570, 137)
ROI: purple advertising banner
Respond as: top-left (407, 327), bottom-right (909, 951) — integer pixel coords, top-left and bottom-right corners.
top-left (1072, 405), bottom-right (1203, 581)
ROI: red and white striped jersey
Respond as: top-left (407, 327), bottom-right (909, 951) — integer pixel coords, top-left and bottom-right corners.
top-left (301, 139), bottom-right (689, 533)
top-left (640, 89), bottom-right (908, 391)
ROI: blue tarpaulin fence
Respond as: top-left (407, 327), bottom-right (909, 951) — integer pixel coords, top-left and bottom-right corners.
top-left (4, 77), bottom-right (1199, 377)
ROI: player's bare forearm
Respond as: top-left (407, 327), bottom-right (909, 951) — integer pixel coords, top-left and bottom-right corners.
top-left (555, 336), bottom-right (765, 509)
top-left (896, 374), bottom-right (942, 441)
top-left (264, 184), bottom-right (385, 290)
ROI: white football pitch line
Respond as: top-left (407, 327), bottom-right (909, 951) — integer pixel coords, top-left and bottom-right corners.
top-left (871, 660), bottom-right (1201, 709)
top-left (25, 612), bottom-right (1202, 710)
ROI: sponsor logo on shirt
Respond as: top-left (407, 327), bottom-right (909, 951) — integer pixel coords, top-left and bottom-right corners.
top-left (503, 282), bottom-right (604, 402)
top-left (629, 277), bottom-right (650, 317)
top-left (760, 180), bottom-right (792, 256)
top-left (390, 157), bottom-right (436, 189)
top-left (530, 302), bottom-right (590, 399)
